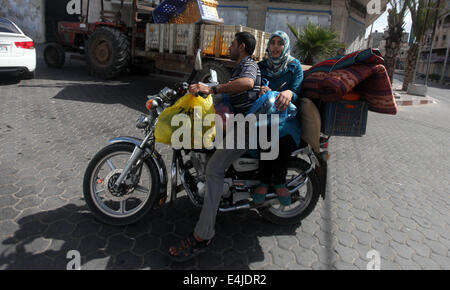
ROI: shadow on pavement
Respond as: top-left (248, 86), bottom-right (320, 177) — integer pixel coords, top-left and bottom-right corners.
top-left (15, 58), bottom-right (179, 115)
top-left (16, 76), bottom-right (176, 115)
top-left (0, 196), bottom-right (300, 270)
top-left (0, 74), bottom-right (21, 86)
top-left (13, 47), bottom-right (178, 115)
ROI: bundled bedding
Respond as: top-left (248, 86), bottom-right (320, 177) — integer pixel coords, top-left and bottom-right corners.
top-left (301, 48), bottom-right (398, 115)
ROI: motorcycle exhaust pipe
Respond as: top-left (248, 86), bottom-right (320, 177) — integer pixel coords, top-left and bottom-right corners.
top-left (219, 204), bottom-right (251, 212)
top-left (219, 176), bottom-right (311, 212)
top-left (219, 193), bottom-right (280, 212)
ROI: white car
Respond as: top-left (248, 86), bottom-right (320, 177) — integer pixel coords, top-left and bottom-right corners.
top-left (0, 18), bottom-right (36, 79)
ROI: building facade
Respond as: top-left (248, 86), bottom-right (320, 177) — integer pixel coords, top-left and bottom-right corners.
top-left (0, 0), bottom-right (46, 43)
top-left (368, 30), bottom-right (385, 49)
top-left (376, 31), bottom-right (410, 70)
top-left (0, 0), bottom-right (388, 51)
top-left (417, 2), bottom-right (450, 81)
top-left (218, 0), bottom-right (388, 52)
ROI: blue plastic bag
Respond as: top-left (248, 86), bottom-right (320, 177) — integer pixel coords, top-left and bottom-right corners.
top-left (247, 90), bottom-right (297, 127)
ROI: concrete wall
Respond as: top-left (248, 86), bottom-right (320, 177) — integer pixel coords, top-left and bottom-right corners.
top-left (0, 0), bottom-right (386, 47)
top-left (417, 61), bottom-right (450, 79)
top-left (219, 0), bottom-right (333, 31)
top-left (219, 0), bottom-right (374, 48)
top-left (218, 6), bottom-right (248, 26)
top-left (0, 0), bottom-right (45, 43)
top-left (0, 0), bottom-right (137, 43)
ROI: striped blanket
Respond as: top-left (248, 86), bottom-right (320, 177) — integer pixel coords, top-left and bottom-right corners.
top-left (304, 48), bottom-right (385, 78)
top-left (301, 49), bottom-right (398, 115)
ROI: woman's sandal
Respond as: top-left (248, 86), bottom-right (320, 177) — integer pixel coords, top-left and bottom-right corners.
top-left (275, 185), bottom-right (292, 206)
top-left (253, 184), bottom-right (268, 205)
top-left (168, 232), bottom-right (212, 262)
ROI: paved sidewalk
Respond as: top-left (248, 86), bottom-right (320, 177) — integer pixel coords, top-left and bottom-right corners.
top-left (392, 79), bottom-right (438, 107)
top-left (394, 91), bottom-right (438, 106)
top-left (0, 51), bottom-right (449, 270)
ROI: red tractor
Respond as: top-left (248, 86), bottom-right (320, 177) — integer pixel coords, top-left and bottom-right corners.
top-left (43, 0), bottom-right (266, 83)
top-left (44, 0), bottom-right (155, 78)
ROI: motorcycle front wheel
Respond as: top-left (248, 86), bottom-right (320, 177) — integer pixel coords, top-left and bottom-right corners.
top-left (83, 143), bottom-right (160, 226)
top-left (258, 158), bottom-right (320, 225)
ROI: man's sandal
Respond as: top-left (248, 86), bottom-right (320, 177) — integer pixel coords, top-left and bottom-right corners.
top-left (168, 233), bottom-right (212, 262)
top-left (253, 184), bottom-right (268, 204)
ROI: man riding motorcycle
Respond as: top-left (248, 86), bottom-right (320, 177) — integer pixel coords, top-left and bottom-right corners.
top-left (168, 31), bottom-right (262, 261)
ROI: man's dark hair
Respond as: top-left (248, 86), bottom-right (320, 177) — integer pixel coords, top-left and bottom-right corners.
top-left (235, 32), bottom-right (256, 56)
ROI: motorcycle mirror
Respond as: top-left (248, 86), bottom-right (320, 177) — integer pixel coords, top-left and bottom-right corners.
top-left (209, 69), bottom-right (218, 83)
top-left (194, 49), bottom-right (203, 71)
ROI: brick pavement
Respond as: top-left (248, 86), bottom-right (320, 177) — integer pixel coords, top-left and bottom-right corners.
top-left (0, 50), bottom-right (449, 269)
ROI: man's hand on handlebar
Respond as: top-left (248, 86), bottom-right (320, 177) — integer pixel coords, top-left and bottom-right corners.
top-left (189, 83), bottom-right (212, 97)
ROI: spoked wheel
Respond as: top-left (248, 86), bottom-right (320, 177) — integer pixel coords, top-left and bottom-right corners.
top-left (83, 143), bottom-right (160, 226)
top-left (258, 158), bottom-right (320, 225)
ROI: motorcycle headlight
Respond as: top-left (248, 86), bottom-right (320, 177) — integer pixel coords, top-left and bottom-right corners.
top-left (146, 99), bottom-right (156, 112)
top-left (136, 115), bottom-right (151, 129)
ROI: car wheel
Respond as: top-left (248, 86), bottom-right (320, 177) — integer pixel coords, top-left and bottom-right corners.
top-left (22, 70), bottom-right (35, 80)
top-left (44, 43), bottom-right (65, 68)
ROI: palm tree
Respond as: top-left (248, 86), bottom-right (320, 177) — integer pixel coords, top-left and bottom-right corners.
top-left (288, 23), bottom-right (344, 65)
top-left (402, 0), bottom-right (440, 91)
top-left (384, 0), bottom-right (410, 82)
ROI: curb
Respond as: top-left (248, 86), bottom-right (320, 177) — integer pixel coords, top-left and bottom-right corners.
top-left (396, 98), bottom-right (438, 106)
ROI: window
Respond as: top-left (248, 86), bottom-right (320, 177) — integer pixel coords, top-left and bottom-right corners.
top-left (349, 0), bottom-right (367, 17)
top-left (445, 15), bottom-right (450, 27)
top-left (0, 18), bottom-right (20, 34)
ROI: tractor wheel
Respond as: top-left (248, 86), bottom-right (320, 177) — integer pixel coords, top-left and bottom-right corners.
top-left (86, 27), bottom-right (130, 79)
top-left (44, 43), bottom-right (65, 68)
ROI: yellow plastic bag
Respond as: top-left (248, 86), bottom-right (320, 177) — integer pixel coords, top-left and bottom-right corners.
top-left (155, 93), bottom-right (216, 149)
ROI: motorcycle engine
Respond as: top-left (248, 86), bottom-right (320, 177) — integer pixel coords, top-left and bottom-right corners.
top-left (189, 152), bottom-right (208, 197)
top-left (189, 152), bottom-right (208, 176)
top-left (189, 152), bottom-right (232, 198)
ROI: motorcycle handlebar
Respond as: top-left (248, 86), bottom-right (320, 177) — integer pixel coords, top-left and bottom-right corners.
top-left (195, 82), bottom-right (218, 98)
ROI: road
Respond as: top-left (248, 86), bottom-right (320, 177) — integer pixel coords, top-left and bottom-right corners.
top-left (0, 51), bottom-right (449, 269)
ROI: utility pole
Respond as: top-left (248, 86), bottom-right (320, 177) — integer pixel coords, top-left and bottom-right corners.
top-left (425, 0), bottom-right (442, 86)
top-left (413, 0), bottom-right (432, 84)
top-left (367, 23), bottom-right (374, 49)
top-left (441, 34), bottom-right (450, 84)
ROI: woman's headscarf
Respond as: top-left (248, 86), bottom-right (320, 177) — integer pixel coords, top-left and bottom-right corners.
top-left (266, 31), bottom-right (295, 78)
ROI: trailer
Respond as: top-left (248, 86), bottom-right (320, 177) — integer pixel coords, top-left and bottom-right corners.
top-left (43, 0), bottom-right (270, 83)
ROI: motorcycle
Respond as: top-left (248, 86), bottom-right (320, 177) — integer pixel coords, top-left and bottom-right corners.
top-left (83, 50), bottom-right (329, 226)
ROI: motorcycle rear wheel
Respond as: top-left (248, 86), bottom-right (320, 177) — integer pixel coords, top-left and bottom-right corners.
top-left (258, 158), bottom-right (320, 225)
top-left (83, 143), bottom-right (160, 226)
